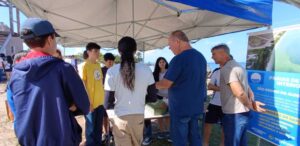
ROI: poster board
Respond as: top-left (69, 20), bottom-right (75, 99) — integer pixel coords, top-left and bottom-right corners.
top-left (247, 25), bottom-right (300, 146)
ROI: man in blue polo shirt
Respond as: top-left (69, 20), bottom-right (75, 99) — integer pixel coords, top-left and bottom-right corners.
top-left (156, 30), bottom-right (207, 146)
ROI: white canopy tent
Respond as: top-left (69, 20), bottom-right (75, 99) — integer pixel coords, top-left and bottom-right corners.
top-left (282, 0), bottom-right (300, 8)
top-left (11, 0), bottom-right (268, 51)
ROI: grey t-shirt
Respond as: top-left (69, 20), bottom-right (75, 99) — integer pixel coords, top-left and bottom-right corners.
top-left (220, 60), bottom-right (250, 114)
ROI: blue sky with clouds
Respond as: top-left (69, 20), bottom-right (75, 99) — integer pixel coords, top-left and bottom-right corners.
top-left (1, 1), bottom-right (300, 64)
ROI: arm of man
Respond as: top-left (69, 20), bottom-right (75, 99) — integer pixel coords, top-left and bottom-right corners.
top-left (229, 81), bottom-right (253, 109)
top-left (248, 87), bottom-right (266, 112)
top-left (208, 70), bottom-right (220, 91)
top-left (208, 83), bottom-right (220, 91)
top-left (146, 84), bottom-right (158, 103)
top-left (156, 79), bottom-right (173, 90)
top-left (62, 63), bottom-right (90, 115)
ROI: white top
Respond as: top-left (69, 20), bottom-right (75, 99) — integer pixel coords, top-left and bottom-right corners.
top-left (157, 71), bottom-right (168, 98)
top-left (0, 58), bottom-right (3, 69)
top-left (104, 63), bottom-right (155, 117)
top-left (106, 109), bottom-right (169, 120)
top-left (3, 61), bottom-right (11, 70)
top-left (209, 69), bottom-right (221, 106)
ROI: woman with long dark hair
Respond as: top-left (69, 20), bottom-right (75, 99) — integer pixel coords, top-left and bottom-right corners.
top-left (104, 36), bottom-right (157, 146)
top-left (143, 57), bottom-right (170, 145)
top-left (153, 57), bottom-right (169, 83)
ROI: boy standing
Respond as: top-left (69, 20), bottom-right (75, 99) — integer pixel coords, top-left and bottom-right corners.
top-left (101, 53), bottom-right (115, 142)
top-left (79, 42), bottom-right (105, 146)
top-left (10, 18), bottom-right (90, 146)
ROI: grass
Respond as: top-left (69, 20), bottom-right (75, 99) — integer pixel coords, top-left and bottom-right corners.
top-left (147, 124), bottom-right (275, 146)
top-left (143, 95), bottom-right (277, 146)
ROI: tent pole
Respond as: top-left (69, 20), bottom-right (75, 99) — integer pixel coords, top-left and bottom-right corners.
top-left (115, 0), bottom-right (118, 48)
top-left (63, 47), bottom-right (66, 57)
top-left (16, 8), bottom-right (20, 35)
top-left (132, 0), bottom-right (135, 38)
top-left (143, 43), bottom-right (145, 63)
top-left (9, 2), bottom-right (14, 34)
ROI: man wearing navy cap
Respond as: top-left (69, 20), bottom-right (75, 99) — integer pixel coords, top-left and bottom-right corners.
top-left (9, 18), bottom-right (90, 146)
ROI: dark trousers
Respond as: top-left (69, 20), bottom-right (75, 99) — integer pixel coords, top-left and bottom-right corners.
top-left (85, 105), bottom-right (104, 146)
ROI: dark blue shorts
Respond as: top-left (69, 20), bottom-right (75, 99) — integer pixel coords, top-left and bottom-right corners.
top-left (205, 104), bottom-right (223, 124)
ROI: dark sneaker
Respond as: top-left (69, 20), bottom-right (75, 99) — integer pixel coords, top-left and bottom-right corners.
top-left (102, 134), bottom-right (107, 142)
top-left (142, 137), bottom-right (153, 145)
top-left (157, 133), bottom-right (166, 140)
top-left (167, 138), bottom-right (173, 143)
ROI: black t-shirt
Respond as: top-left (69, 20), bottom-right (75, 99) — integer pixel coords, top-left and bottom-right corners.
top-left (101, 66), bottom-right (108, 84)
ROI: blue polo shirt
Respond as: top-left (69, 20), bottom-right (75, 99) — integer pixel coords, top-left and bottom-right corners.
top-left (164, 49), bottom-right (207, 117)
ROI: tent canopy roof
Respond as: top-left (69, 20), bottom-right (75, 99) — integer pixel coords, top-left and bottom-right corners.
top-left (11, 0), bottom-right (270, 51)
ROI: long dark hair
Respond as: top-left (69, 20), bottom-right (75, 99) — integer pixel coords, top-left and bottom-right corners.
top-left (118, 36), bottom-right (137, 91)
top-left (153, 57), bottom-right (168, 82)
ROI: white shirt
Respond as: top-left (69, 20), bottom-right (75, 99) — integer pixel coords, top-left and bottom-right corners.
top-left (104, 63), bottom-right (155, 117)
top-left (157, 71), bottom-right (168, 97)
top-left (0, 58), bottom-right (3, 69)
top-left (209, 69), bottom-right (221, 106)
top-left (4, 61), bottom-right (11, 70)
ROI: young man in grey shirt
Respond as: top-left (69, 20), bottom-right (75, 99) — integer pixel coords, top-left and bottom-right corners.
top-left (211, 44), bottom-right (266, 146)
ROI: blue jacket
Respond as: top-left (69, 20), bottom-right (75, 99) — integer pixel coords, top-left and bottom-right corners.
top-left (9, 56), bottom-right (90, 146)
top-left (6, 86), bottom-right (15, 118)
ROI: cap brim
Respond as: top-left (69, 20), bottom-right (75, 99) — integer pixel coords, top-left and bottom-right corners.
top-left (20, 34), bottom-right (35, 40)
top-left (54, 32), bottom-right (60, 37)
top-left (21, 32), bottom-right (60, 39)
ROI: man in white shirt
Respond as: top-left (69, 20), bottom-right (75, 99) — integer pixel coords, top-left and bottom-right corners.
top-left (203, 67), bottom-right (224, 146)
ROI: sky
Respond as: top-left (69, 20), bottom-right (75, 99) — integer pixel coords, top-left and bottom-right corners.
top-left (1, 1), bottom-right (300, 64)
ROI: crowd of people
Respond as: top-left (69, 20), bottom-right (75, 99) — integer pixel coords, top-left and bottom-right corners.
top-left (5, 17), bottom-right (267, 146)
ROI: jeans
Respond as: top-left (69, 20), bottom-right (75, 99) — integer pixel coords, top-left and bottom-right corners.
top-left (222, 112), bottom-right (250, 146)
top-left (85, 105), bottom-right (104, 146)
top-left (170, 114), bottom-right (203, 146)
top-left (144, 119), bottom-right (152, 138)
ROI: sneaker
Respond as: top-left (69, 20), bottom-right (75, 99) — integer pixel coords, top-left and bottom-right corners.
top-left (101, 134), bottom-right (107, 143)
top-left (167, 138), bottom-right (173, 143)
top-left (142, 137), bottom-right (153, 145)
top-left (157, 133), bottom-right (166, 140)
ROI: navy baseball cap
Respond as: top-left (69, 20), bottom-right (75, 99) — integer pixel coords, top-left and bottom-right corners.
top-left (21, 18), bottom-right (59, 39)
